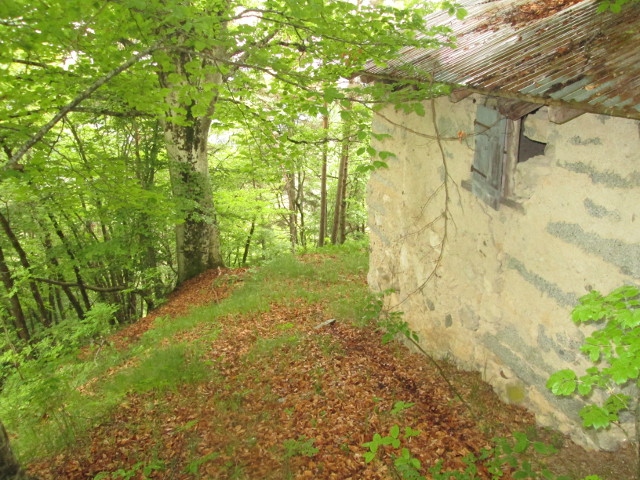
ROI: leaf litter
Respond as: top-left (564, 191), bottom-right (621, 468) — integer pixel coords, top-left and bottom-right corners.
top-left (27, 260), bottom-right (636, 479)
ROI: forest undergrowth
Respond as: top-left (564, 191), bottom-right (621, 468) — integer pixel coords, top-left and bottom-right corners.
top-left (3, 244), bottom-right (635, 479)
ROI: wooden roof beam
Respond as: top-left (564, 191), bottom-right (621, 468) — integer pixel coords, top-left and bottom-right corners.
top-left (547, 105), bottom-right (585, 124)
top-left (497, 98), bottom-right (540, 120)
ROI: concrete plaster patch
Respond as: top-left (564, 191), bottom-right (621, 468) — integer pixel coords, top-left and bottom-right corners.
top-left (437, 114), bottom-right (461, 138)
top-left (569, 136), bottom-right (602, 146)
top-left (482, 329), bottom-right (546, 387)
top-left (560, 161), bottom-right (640, 189)
top-left (546, 222), bottom-right (640, 278)
top-left (481, 331), bottom-right (585, 422)
top-left (459, 306), bottom-right (480, 331)
top-left (583, 198), bottom-right (621, 221)
top-left (537, 324), bottom-right (582, 363)
top-left (506, 256), bottom-right (578, 308)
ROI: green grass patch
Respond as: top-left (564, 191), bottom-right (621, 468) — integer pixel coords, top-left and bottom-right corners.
top-left (104, 343), bottom-right (211, 395)
top-left (3, 244), bottom-right (370, 468)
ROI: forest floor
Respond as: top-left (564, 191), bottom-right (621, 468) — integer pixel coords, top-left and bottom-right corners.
top-left (23, 250), bottom-right (637, 479)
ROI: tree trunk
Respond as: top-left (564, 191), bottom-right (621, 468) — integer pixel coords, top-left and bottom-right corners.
top-left (0, 421), bottom-right (37, 480)
top-left (242, 218), bottom-right (256, 266)
top-left (0, 211), bottom-right (50, 327)
top-left (296, 170), bottom-right (306, 248)
top-left (0, 245), bottom-right (29, 342)
top-left (331, 108), bottom-right (351, 245)
top-left (318, 110), bottom-right (329, 247)
top-left (48, 214), bottom-right (91, 310)
top-left (157, 50), bottom-right (226, 284)
top-left (284, 171), bottom-right (298, 252)
top-left (41, 233), bottom-right (84, 320)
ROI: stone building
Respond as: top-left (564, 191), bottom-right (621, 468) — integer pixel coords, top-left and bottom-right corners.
top-left (365, 0), bottom-right (640, 449)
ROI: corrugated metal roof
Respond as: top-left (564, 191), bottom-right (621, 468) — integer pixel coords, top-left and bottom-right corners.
top-left (365, 0), bottom-right (640, 119)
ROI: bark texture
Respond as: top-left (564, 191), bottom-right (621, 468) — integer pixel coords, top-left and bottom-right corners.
top-left (0, 423), bottom-right (37, 480)
top-left (158, 46), bottom-right (227, 284)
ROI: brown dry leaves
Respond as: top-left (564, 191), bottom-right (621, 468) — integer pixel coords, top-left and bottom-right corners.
top-left (28, 267), bottom-right (538, 479)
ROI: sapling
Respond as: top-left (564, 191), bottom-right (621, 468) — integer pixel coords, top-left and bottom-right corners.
top-left (547, 285), bottom-right (640, 478)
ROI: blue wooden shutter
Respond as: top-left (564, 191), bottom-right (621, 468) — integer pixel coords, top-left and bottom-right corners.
top-left (472, 105), bottom-right (507, 210)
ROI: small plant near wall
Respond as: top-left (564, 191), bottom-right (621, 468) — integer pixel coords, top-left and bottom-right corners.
top-left (547, 285), bottom-right (640, 478)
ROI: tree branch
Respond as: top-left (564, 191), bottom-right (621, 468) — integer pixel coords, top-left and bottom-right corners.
top-left (69, 106), bottom-right (153, 118)
top-left (6, 45), bottom-right (158, 169)
top-left (32, 276), bottom-right (138, 293)
top-left (10, 58), bottom-right (51, 69)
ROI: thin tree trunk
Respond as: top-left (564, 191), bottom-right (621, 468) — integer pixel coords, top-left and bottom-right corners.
top-left (318, 110), bottom-right (329, 247)
top-left (0, 211), bottom-right (50, 327)
top-left (41, 233), bottom-right (84, 320)
top-left (242, 218), bottom-right (256, 266)
top-left (0, 245), bottom-right (29, 342)
top-left (331, 107), bottom-right (351, 245)
top-left (284, 171), bottom-right (298, 252)
top-left (338, 162), bottom-right (348, 244)
top-left (48, 214), bottom-right (91, 310)
top-left (132, 120), bottom-right (164, 307)
top-left (296, 170), bottom-right (306, 248)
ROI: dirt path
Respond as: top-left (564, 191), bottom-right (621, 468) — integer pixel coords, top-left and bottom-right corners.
top-left (26, 267), bottom-right (636, 479)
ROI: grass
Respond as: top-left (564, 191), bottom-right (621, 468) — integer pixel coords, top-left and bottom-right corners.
top-left (2, 241), bottom-right (371, 469)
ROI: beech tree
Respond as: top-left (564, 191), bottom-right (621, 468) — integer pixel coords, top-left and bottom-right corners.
top-left (1, 0), bottom-right (453, 284)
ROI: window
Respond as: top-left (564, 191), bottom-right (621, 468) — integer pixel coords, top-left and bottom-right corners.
top-left (469, 103), bottom-right (546, 210)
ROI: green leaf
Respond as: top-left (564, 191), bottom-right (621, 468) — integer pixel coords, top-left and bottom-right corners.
top-left (390, 401), bottom-right (414, 415)
top-left (604, 393), bottom-right (630, 415)
top-left (323, 86), bottom-right (344, 103)
top-left (577, 381), bottom-right (592, 396)
top-left (580, 405), bottom-right (615, 429)
top-left (532, 441), bottom-right (557, 455)
top-left (339, 109), bottom-right (353, 121)
top-left (404, 426), bottom-right (421, 438)
top-left (512, 431), bottom-right (529, 454)
top-left (378, 150), bottom-right (396, 160)
top-left (372, 160), bottom-right (389, 169)
top-left (546, 370), bottom-right (577, 395)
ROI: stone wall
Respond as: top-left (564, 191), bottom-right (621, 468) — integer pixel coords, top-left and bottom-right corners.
top-left (367, 94), bottom-right (640, 449)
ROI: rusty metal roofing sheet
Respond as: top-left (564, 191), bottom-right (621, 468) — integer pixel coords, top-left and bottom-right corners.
top-left (365, 0), bottom-right (640, 119)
